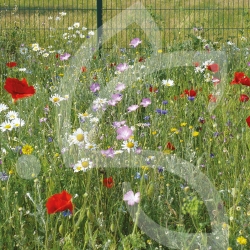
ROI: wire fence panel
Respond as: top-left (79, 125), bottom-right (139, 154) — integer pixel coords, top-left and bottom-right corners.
top-left (0, 0), bottom-right (249, 48)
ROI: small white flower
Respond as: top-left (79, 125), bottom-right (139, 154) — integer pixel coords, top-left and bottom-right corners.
top-left (11, 118), bottom-right (25, 128)
top-left (55, 16), bottom-right (61, 21)
top-left (19, 68), bottom-right (27, 72)
top-left (73, 22), bottom-right (80, 28)
top-left (79, 34), bottom-right (85, 39)
top-left (162, 79), bottom-right (174, 86)
top-left (88, 31), bottom-right (95, 36)
top-left (121, 139), bottom-right (138, 153)
top-left (48, 16), bottom-right (53, 20)
top-left (42, 53), bottom-right (49, 57)
top-left (6, 111), bottom-right (19, 120)
top-left (74, 158), bottom-right (93, 172)
top-left (68, 26), bottom-right (73, 30)
top-left (50, 94), bottom-right (65, 105)
top-left (68, 128), bottom-right (88, 146)
top-left (85, 142), bottom-right (97, 150)
top-left (194, 66), bottom-right (205, 73)
top-left (82, 27), bottom-right (87, 31)
top-left (0, 120), bottom-right (14, 132)
top-left (0, 103), bottom-right (8, 113)
top-left (59, 12), bottom-right (67, 16)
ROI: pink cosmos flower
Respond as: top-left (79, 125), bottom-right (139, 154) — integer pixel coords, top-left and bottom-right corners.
top-left (90, 83), bottom-right (100, 93)
top-left (116, 63), bottom-right (128, 72)
top-left (111, 93), bottom-right (122, 102)
top-left (115, 83), bottom-right (126, 92)
top-left (113, 121), bottom-right (126, 128)
top-left (123, 190), bottom-right (140, 206)
top-left (140, 98), bottom-right (151, 107)
top-left (101, 148), bottom-right (115, 158)
top-left (60, 53), bottom-right (71, 61)
top-left (127, 105), bottom-right (139, 112)
top-left (116, 126), bottom-right (133, 140)
top-left (129, 38), bottom-right (142, 48)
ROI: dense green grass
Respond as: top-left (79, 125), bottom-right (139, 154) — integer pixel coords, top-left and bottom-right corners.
top-left (1, 0), bottom-right (249, 47)
top-left (0, 1), bottom-right (250, 249)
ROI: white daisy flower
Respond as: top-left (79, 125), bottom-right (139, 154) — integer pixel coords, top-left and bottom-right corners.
top-left (73, 162), bottom-right (84, 172)
top-left (88, 31), bottom-right (94, 36)
top-left (11, 118), bottom-right (25, 128)
top-left (194, 66), bottom-right (205, 73)
top-left (77, 158), bottom-right (93, 172)
top-left (6, 111), bottom-right (19, 120)
top-left (78, 112), bottom-right (93, 121)
top-left (85, 142), bottom-right (97, 150)
top-left (90, 117), bottom-right (99, 124)
top-left (0, 120), bottom-right (14, 132)
top-left (79, 34), bottom-right (85, 39)
top-left (42, 53), bottom-right (49, 57)
top-left (82, 27), bottom-right (87, 31)
top-left (73, 22), bottom-right (80, 28)
top-left (59, 12), bottom-right (67, 16)
top-left (121, 139), bottom-right (138, 153)
top-left (0, 103), bottom-right (8, 113)
top-left (202, 59), bottom-right (214, 67)
top-left (162, 79), bottom-right (174, 86)
top-left (19, 68), bottom-right (27, 72)
top-left (68, 128), bottom-right (88, 146)
top-left (50, 94), bottom-right (65, 105)
top-left (92, 98), bottom-right (107, 110)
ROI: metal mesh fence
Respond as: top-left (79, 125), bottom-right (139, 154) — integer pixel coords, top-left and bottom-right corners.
top-left (0, 0), bottom-right (250, 48)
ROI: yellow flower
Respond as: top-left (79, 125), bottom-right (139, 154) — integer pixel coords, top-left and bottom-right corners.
top-left (22, 144), bottom-right (34, 155)
top-left (227, 248), bottom-right (232, 250)
top-left (180, 122), bottom-right (187, 127)
top-left (170, 128), bottom-right (177, 132)
top-left (152, 131), bottom-right (157, 135)
top-left (163, 149), bottom-right (171, 154)
top-left (141, 166), bottom-right (149, 171)
top-left (237, 236), bottom-right (247, 245)
top-left (180, 139), bottom-right (184, 143)
top-left (157, 49), bottom-right (163, 53)
top-left (192, 131), bottom-right (199, 137)
top-left (9, 170), bottom-right (14, 175)
top-left (147, 239), bottom-right (152, 245)
top-left (54, 153), bottom-right (59, 157)
top-left (189, 126), bottom-right (193, 129)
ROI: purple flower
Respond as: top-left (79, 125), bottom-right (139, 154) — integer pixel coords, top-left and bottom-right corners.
top-left (112, 121), bottom-right (126, 128)
top-left (188, 96), bottom-right (195, 101)
top-left (108, 99), bottom-right (118, 106)
top-left (39, 117), bottom-right (47, 123)
top-left (90, 83), bottom-right (100, 93)
top-left (101, 148), bottom-right (115, 158)
top-left (162, 100), bottom-right (168, 104)
top-left (116, 126), bottom-right (133, 140)
top-left (129, 38), bottom-right (142, 48)
top-left (158, 166), bottom-right (164, 173)
top-left (115, 83), bottom-right (126, 92)
top-left (111, 93), bottom-right (122, 102)
top-left (248, 62), bottom-right (250, 67)
top-left (123, 190), bottom-right (140, 206)
top-left (144, 116), bottom-right (150, 120)
top-left (116, 63), bottom-right (128, 72)
top-left (127, 105), bottom-right (139, 112)
top-left (135, 147), bottom-right (142, 154)
top-left (140, 98), bottom-right (151, 107)
top-left (60, 53), bottom-right (71, 61)
top-left (0, 172), bottom-right (8, 181)
top-left (156, 109), bottom-right (168, 115)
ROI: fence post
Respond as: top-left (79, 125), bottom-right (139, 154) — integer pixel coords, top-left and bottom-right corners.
top-left (97, 0), bottom-right (103, 50)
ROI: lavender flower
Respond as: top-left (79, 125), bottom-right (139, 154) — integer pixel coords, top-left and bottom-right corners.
top-left (129, 38), bottom-right (142, 48)
top-left (90, 83), bottom-right (100, 93)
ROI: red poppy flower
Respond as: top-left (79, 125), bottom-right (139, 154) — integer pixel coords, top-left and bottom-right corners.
top-left (55, 53), bottom-right (60, 58)
top-left (149, 86), bottom-right (158, 93)
top-left (46, 190), bottom-right (74, 214)
top-left (103, 177), bottom-right (114, 188)
top-left (6, 62), bottom-right (17, 68)
top-left (208, 94), bottom-right (217, 102)
top-left (193, 62), bottom-right (200, 67)
top-left (166, 142), bottom-right (175, 150)
top-left (246, 116), bottom-right (250, 127)
top-left (81, 66), bottom-right (87, 72)
top-left (139, 57), bottom-right (145, 62)
top-left (184, 89), bottom-right (197, 97)
top-left (239, 94), bottom-right (249, 102)
top-left (231, 72), bottom-right (250, 86)
top-left (4, 78), bottom-right (36, 102)
top-left (207, 63), bottom-right (219, 73)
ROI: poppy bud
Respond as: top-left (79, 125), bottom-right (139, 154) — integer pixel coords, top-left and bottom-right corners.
top-left (59, 224), bottom-right (64, 235)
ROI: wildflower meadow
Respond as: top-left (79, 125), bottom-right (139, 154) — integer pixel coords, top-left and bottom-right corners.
top-left (1, 4), bottom-right (250, 250)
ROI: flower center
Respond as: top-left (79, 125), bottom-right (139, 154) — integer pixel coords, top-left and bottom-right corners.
top-left (81, 161), bottom-right (89, 168)
top-left (76, 166), bottom-right (82, 171)
top-left (53, 97), bottom-right (60, 102)
top-left (76, 134), bottom-right (84, 141)
top-left (127, 142), bottom-right (134, 148)
top-left (5, 124), bottom-right (11, 129)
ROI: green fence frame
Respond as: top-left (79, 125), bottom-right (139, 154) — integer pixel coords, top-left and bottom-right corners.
top-left (0, 0), bottom-right (250, 49)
